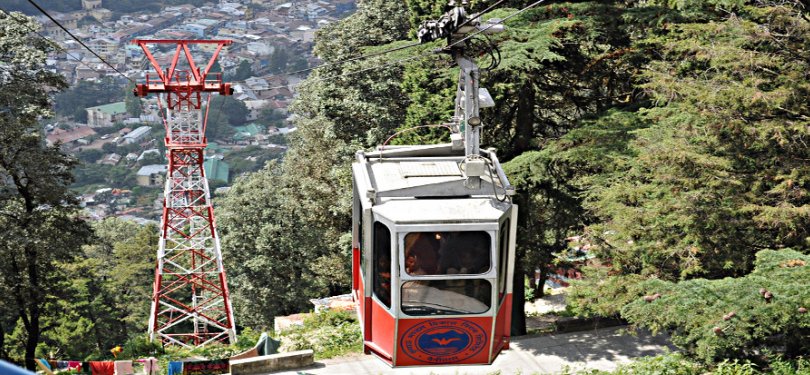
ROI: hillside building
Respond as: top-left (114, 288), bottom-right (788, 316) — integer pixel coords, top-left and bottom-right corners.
top-left (86, 102), bottom-right (127, 128)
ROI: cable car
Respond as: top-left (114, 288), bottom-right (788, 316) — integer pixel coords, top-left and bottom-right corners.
top-left (352, 145), bottom-right (517, 366)
top-left (351, 5), bottom-right (516, 366)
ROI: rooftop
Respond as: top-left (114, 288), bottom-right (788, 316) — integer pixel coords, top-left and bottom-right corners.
top-left (204, 158), bottom-right (229, 182)
top-left (87, 101), bottom-right (126, 115)
top-left (136, 164), bottom-right (167, 176)
top-left (124, 126), bottom-right (151, 140)
top-left (46, 126), bottom-right (97, 145)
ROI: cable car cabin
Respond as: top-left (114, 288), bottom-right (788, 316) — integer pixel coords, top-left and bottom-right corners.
top-left (351, 144), bottom-right (517, 367)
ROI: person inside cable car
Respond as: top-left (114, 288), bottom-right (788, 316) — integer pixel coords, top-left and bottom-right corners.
top-left (404, 233), bottom-right (440, 275)
top-left (401, 232), bottom-right (491, 315)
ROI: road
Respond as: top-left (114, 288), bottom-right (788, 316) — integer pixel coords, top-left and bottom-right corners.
top-left (274, 326), bottom-right (675, 375)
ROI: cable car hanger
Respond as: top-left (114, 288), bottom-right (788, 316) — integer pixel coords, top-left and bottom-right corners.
top-left (415, 0), bottom-right (514, 194)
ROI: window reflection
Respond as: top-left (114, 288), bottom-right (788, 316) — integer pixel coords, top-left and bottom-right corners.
top-left (404, 231), bottom-right (491, 276)
top-left (373, 222), bottom-right (391, 308)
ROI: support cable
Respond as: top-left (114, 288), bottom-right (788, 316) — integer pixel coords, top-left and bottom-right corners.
top-left (241, 53), bottom-right (438, 92)
top-left (443, 0), bottom-right (547, 51)
top-left (24, 0), bottom-right (134, 83)
top-left (0, 7), bottom-right (105, 76)
top-left (285, 41), bottom-right (422, 77)
top-left (454, 0), bottom-right (508, 31)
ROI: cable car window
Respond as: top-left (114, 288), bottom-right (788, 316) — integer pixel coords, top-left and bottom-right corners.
top-left (404, 231), bottom-right (491, 276)
top-left (357, 208), bottom-right (364, 272)
top-left (373, 222), bottom-right (391, 308)
top-left (498, 219), bottom-right (510, 301)
top-left (401, 280), bottom-right (492, 316)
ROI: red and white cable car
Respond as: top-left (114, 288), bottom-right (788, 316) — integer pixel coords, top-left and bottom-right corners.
top-left (351, 5), bottom-right (516, 366)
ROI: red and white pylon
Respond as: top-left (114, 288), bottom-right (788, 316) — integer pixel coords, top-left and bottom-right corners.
top-left (133, 39), bottom-right (236, 347)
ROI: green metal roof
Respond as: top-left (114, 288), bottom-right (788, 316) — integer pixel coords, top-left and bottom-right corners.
top-left (206, 142), bottom-right (225, 153)
top-left (204, 158), bottom-right (229, 182)
top-left (88, 101), bottom-right (127, 115)
top-left (233, 123), bottom-right (263, 137)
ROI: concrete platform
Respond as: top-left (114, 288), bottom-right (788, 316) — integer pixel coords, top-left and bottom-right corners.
top-left (264, 326), bottom-right (675, 375)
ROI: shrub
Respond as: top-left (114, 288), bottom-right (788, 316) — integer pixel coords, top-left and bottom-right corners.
top-left (277, 309), bottom-right (362, 359)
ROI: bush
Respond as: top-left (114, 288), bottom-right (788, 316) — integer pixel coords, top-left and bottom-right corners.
top-left (562, 353), bottom-right (810, 374)
top-left (277, 310), bottom-right (362, 359)
top-left (118, 335), bottom-right (164, 360)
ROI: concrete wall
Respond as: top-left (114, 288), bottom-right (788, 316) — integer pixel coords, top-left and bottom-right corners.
top-left (230, 350), bottom-right (314, 375)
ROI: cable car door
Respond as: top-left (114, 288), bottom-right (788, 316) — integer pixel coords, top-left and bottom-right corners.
top-left (367, 219), bottom-right (396, 360)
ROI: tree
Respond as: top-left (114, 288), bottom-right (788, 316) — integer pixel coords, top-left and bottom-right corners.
top-left (0, 12), bottom-right (93, 369)
top-left (53, 78), bottom-right (126, 122)
top-left (77, 149), bottom-right (104, 164)
top-left (257, 108), bottom-right (283, 125)
top-left (125, 83), bottom-right (142, 118)
top-left (229, 60), bottom-right (253, 81)
top-left (620, 249), bottom-right (810, 363)
top-left (564, 0), bottom-right (810, 305)
top-left (218, 160), bottom-right (349, 326)
top-left (205, 95), bottom-right (248, 140)
top-left (268, 47), bottom-right (290, 74)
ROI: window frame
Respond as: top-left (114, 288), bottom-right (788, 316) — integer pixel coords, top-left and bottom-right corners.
top-left (395, 223), bottom-right (499, 318)
top-left (397, 224), bottom-right (498, 282)
top-left (498, 218), bottom-right (510, 304)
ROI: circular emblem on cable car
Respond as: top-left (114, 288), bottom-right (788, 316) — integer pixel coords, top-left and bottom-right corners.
top-left (400, 319), bottom-right (487, 364)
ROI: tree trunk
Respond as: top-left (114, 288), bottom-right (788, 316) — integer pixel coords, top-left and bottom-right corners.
top-left (24, 314), bottom-right (39, 371)
top-left (0, 321), bottom-right (6, 361)
top-left (534, 263), bottom-right (549, 299)
top-left (510, 260), bottom-right (527, 336)
top-left (513, 82), bottom-right (536, 157)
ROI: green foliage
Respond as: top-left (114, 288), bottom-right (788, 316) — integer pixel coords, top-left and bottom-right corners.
top-left (277, 310), bottom-right (362, 360)
top-left (561, 352), bottom-right (703, 375)
top-left (125, 83), bottom-right (143, 118)
top-left (618, 249), bottom-right (810, 363)
top-left (39, 219), bottom-right (157, 360)
top-left (229, 60), bottom-right (254, 81)
top-left (76, 149), bottom-right (105, 164)
top-left (0, 11), bottom-right (94, 369)
top-left (268, 48), bottom-right (290, 74)
top-left (117, 335), bottom-right (163, 361)
top-left (205, 96), bottom-right (248, 140)
top-left (218, 162), bottom-right (343, 325)
top-left (53, 78), bottom-right (127, 122)
top-left (564, 352), bottom-right (810, 374)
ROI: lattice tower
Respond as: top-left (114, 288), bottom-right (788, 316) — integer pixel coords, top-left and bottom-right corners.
top-left (133, 40), bottom-right (236, 347)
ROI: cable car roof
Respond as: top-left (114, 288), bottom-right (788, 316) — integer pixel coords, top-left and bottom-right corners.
top-left (354, 146), bottom-right (509, 201)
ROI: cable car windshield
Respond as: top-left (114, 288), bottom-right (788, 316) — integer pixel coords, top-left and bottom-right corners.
top-left (402, 280), bottom-right (492, 315)
top-left (403, 231), bottom-right (491, 276)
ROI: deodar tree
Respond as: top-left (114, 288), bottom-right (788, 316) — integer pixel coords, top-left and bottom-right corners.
top-left (0, 12), bottom-right (92, 370)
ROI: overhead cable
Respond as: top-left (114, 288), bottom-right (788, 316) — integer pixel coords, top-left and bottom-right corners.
top-left (444, 0), bottom-right (547, 51)
top-left (286, 41), bottom-right (423, 77)
top-left (25, 0), bottom-right (134, 83)
top-left (240, 53), bottom-right (437, 93)
top-left (0, 7), bottom-right (106, 75)
top-left (454, 0), bottom-right (508, 31)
